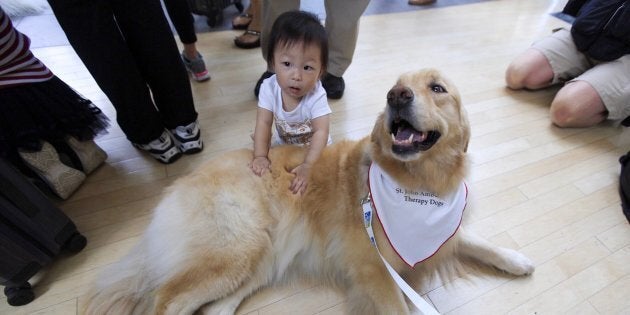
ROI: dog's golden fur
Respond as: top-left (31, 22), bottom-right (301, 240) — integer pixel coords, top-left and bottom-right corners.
top-left (83, 69), bottom-right (534, 315)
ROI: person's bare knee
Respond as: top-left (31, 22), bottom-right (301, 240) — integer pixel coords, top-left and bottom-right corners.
top-left (506, 49), bottom-right (554, 90)
top-left (549, 97), bottom-right (575, 127)
top-left (505, 63), bottom-right (527, 89)
top-left (550, 81), bottom-right (606, 127)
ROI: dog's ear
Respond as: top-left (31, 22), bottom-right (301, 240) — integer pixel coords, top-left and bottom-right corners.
top-left (459, 105), bottom-right (471, 153)
top-left (446, 78), bottom-right (470, 153)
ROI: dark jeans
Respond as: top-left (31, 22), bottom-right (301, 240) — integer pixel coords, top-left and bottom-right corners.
top-left (47, 0), bottom-right (197, 144)
top-left (163, 0), bottom-right (197, 44)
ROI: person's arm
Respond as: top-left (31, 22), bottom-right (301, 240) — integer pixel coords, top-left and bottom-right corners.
top-left (251, 108), bottom-right (273, 176)
top-left (303, 114), bottom-right (330, 167)
top-left (289, 114), bottom-right (330, 194)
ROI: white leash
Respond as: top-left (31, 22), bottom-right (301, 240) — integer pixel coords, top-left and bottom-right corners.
top-left (361, 194), bottom-right (441, 315)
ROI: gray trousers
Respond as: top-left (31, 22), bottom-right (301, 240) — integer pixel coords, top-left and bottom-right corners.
top-left (261, 0), bottom-right (371, 77)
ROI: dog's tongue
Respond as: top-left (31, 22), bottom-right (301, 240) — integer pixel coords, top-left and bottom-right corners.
top-left (396, 126), bottom-right (426, 144)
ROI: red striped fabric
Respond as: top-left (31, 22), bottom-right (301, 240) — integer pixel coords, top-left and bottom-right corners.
top-left (0, 6), bottom-right (52, 88)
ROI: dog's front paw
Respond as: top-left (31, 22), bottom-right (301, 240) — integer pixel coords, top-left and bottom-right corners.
top-left (498, 248), bottom-right (535, 276)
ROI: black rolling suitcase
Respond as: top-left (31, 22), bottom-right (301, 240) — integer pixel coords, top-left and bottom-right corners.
top-left (187, 0), bottom-right (244, 27)
top-left (0, 158), bottom-right (87, 306)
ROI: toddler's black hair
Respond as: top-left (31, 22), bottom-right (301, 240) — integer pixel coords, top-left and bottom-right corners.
top-left (266, 10), bottom-right (328, 75)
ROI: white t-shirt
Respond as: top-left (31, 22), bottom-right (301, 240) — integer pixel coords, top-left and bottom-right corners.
top-left (258, 74), bottom-right (332, 146)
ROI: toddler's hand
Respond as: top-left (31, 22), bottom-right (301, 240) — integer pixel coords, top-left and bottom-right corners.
top-left (250, 156), bottom-right (271, 176)
top-left (290, 163), bottom-right (311, 195)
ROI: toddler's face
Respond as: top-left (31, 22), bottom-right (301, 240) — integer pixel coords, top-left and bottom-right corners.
top-left (272, 42), bottom-right (323, 104)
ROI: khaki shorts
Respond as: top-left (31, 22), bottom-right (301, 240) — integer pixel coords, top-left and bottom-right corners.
top-left (531, 28), bottom-right (630, 120)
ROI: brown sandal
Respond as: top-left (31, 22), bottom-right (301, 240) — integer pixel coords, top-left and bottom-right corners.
top-left (234, 30), bottom-right (261, 49)
top-left (232, 13), bottom-right (252, 30)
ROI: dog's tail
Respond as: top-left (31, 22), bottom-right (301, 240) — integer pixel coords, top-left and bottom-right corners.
top-left (82, 240), bottom-right (155, 315)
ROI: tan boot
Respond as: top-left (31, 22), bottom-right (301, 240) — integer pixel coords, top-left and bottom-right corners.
top-left (19, 141), bottom-right (85, 199)
top-left (66, 136), bottom-right (107, 174)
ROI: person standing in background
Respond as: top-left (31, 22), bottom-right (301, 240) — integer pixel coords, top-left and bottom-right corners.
top-left (233, 0), bottom-right (263, 49)
top-left (47, 0), bottom-right (204, 164)
top-left (163, 0), bottom-right (211, 82)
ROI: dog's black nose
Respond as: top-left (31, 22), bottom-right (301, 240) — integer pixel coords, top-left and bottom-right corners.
top-left (387, 85), bottom-right (414, 109)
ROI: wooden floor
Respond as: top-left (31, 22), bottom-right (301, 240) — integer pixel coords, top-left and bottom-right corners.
top-left (4, 0), bottom-right (630, 314)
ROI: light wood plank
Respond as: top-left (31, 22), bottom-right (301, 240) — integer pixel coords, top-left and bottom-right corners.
top-left (4, 0), bottom-right (628, 314)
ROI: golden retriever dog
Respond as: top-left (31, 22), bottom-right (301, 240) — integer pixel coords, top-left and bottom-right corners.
top-left (83, 68), bottom-right (534, 315)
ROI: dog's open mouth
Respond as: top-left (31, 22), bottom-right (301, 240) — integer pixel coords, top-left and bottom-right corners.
top-left (390, 119), bottom-right (441, 154)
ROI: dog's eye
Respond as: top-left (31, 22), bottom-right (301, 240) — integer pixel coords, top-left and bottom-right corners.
top-left (431, 84), bottom-right (447, 93)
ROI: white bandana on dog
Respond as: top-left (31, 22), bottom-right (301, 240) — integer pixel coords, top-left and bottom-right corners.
top-left (368, 163), bottom-right (467, 267)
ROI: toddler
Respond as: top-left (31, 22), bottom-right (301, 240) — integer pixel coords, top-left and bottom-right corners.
top-left (250, 10), bottom-right (331, 195)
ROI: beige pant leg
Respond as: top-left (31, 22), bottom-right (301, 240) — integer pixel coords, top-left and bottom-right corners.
top-left (261, 0), bottom-right (299, 64)
top-left (261, 0), bottom-right (370, 76)
top-left (324, 0), bottom-right (370, 77)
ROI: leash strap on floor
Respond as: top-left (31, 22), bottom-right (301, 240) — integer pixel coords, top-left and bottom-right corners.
top-left (361, 196), bottom-right (441, 315)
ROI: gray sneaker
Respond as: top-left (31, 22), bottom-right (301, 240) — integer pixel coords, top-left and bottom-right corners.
top-left (181, 52), bottom-right (210, 82)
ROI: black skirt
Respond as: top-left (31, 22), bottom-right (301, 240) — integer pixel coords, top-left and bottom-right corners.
top-left (0, 76), bottom-right (109, 162)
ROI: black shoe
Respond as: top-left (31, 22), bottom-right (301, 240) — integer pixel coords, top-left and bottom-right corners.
top-left (254, 71), bottom-right (275, 98)
top-left (322, 73), bottom-right (345, 99)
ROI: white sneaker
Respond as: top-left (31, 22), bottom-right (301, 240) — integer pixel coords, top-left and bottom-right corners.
top-left (133, 130), bottom-right (182, 164)
top-left (169, 120), bottom-right (203, 154)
